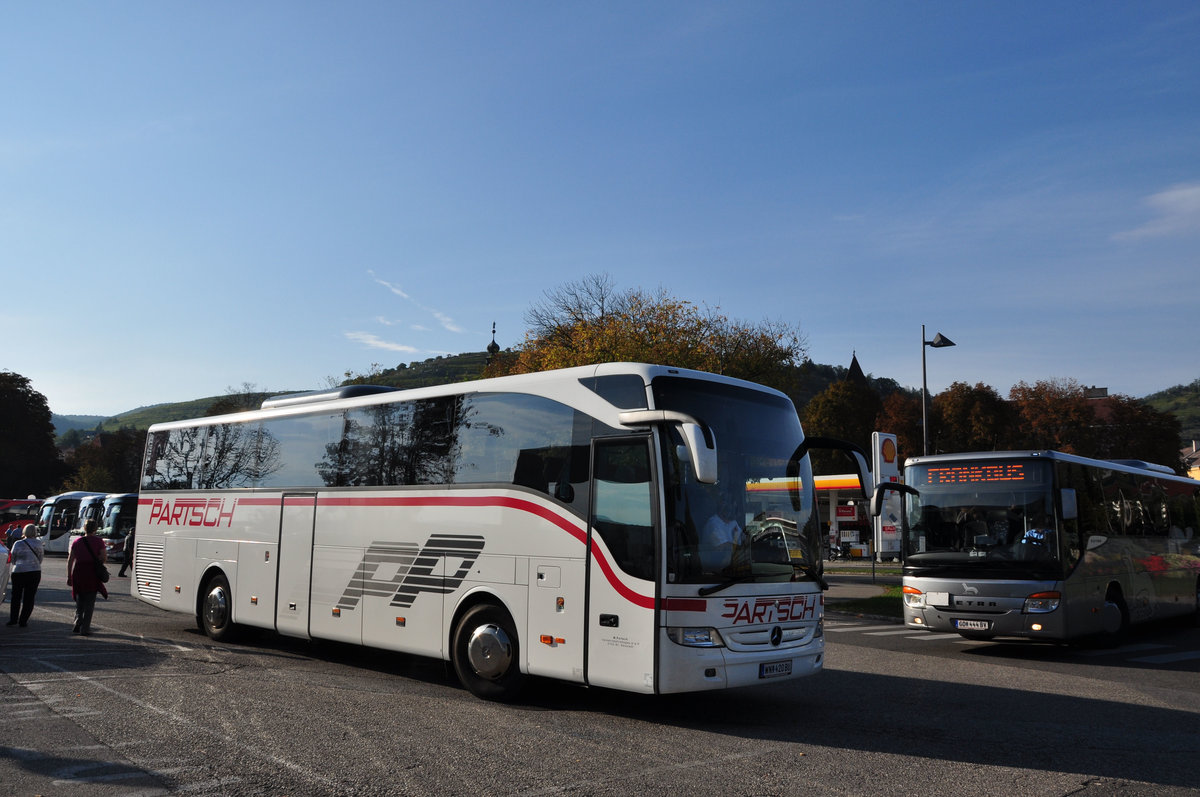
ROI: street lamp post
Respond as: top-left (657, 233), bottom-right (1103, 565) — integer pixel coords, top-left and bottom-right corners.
top-left (921, 325), bottom-right (956, 455)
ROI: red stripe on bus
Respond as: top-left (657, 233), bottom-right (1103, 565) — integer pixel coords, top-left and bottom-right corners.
top-left (283, 497), bottom-right (316, 507)
top-left (318, 494), bottom-right (655, 610)
top-left (663, 598), bottom-right (707, 613)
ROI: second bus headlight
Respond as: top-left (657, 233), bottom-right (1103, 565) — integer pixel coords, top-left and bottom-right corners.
top-left (667, 627), bottom-right (726, 647)
top-left (902, 586), bottom-right (926, 608)
top-left (1023, 591), bottom-right (1061, 613)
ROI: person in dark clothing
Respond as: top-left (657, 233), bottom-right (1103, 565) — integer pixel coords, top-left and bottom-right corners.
top-left (118, 526), bottom-right (135, 577)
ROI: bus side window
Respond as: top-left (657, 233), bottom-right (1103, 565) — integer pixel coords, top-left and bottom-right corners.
top-left (592, 440), bottom-right (655, 582)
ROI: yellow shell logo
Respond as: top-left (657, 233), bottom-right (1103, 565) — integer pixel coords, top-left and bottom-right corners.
top-left (881, 437), bottom-right (897, 464)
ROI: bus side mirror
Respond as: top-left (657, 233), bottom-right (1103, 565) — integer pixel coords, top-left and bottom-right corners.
top-left (792, 437), bottom-right (874, 500)
top-left (871, 482), bottom-right (919, 517)
top-left (618, 410), bottom-right (718, 485)
top-left (1060, 488), bottom-right (1077, 521)
top-left (680, 422), bottom-right (718, 484)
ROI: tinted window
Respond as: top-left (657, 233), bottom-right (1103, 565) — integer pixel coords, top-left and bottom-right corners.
top-left (454, 393), bottom-right (587, 490)
top-left (331, 397), bottom-right (459, 487)
top-left (257, 413), bottom-right (344, 489)
top-left (141, 392), bottom-right (595, 516)
top-left (143, 428), bottom-right (205, 490)
top-left (592, 439), bottom-right (655, 581)
top-left (581, 375), bottom-right (648, 409)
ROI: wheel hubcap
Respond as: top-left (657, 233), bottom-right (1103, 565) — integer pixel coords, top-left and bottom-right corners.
top-left (204, 586), bottom-right (229, 630)
top-left (466, 623), bottom-right (512, 680)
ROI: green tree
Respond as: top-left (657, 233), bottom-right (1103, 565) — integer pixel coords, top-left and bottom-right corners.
top-left (62, 462), bottom-right (118, 493)
top-left (1091, 394), bottom-right (1183, 471)
top-left (206, 383), bottom-right (269, 416)
top-left (0, 371), bottom-right (67, 496)
top-left (62, 428), bottom-right (147, 493)
top-left (802, 379), bottom-right (882, 472)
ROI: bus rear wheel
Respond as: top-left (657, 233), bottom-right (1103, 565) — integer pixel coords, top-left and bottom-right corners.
top-left (198, 573), bottom-right (238, 642)
top-left (452, 603), bottom-right (523, 702)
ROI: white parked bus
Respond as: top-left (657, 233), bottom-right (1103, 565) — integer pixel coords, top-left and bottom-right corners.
top-left (37, 491), bottom-right (106, 554)
top-left (133, 363), bottom-right (873, 700)
top-left (70, 493), bottom-right (138, 562)
top-left (900, 450), bottom-right (1200, 641)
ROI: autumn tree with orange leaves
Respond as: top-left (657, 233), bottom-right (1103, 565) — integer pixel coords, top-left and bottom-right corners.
top-left (1007, 378), bottom-right (1097, 454)
top-left (484, 274), bottom-right (806, 387)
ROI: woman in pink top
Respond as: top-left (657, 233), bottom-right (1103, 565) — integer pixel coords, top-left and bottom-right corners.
top-left (66, 519), bottom-right (108, 635)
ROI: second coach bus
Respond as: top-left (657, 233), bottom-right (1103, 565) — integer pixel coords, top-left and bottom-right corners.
top-left (38, 491), bottom-right (106, 554)
top-left (900, 450), bottom-right (1200, 641)
top-left (133, 363), bottom-right (874, 700)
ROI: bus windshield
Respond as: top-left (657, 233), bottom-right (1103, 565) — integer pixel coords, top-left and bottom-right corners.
top-left (652, 377), bottom-right (821, 586)
top-left (101, 497), bottom-right (137, 539)
top-left (904, 458), bottom-right (1063, 570)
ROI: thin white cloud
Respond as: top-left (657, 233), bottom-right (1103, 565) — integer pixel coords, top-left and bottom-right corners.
top-left (366, 270), bottom-right (465, 334)
top-left (367, 269), bottom-right (410, 299)
top-left (1114, 182), bottom-right (1200, 241)
top-left (344, 332), bottom-right (419, 353)
top-left (431, 310), bottom-right (464, 334)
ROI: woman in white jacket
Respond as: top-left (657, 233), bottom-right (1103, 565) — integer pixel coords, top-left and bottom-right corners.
top-left (8, 524), bottom-right (44, 627)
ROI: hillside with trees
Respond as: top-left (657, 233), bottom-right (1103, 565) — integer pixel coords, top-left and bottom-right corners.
top-left (1145, 378), bottom-right (1200, 445)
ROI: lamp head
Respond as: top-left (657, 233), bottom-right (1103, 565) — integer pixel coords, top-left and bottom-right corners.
top-left (927, 333), bottom-right (955, 348)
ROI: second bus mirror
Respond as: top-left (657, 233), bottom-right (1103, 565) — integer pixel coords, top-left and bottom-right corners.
top-left (1060, 488), bottom-right (1078, 521)
top-left (871, 482), bottom-right (919, 518)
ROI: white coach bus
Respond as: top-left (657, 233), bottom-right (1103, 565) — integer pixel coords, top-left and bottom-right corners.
top-left (134, 363), bottom-right (872, 700)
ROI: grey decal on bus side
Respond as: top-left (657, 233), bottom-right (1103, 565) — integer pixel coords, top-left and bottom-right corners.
top-left (336, 534), bottom-right (486, 611)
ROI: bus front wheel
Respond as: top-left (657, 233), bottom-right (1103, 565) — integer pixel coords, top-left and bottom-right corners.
top-left (1099, 585), bottom-right (1129, 645)
top-left (198, 573), bottom-right (238, 642)
top-left (452, 603), bottom-right (523, 702)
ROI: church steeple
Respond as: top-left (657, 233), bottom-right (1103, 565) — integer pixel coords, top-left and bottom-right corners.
top-left (846, 351), bottom-right (867, 385)
top-left (486, 322), bottom-right (500, 364)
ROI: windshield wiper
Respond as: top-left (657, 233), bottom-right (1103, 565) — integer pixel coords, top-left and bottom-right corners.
top-left (698, 573), bottom-right (756, 597)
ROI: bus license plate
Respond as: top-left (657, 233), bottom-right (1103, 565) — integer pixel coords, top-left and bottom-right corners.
top-left (759, 660), bottom-right (792, 679)
top-left (955, 619), bottom-right (990, 631)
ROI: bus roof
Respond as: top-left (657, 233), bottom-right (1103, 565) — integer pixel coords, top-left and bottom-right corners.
top-left (148, 362), bottom-right (791, 433)
top-left (40, 491), bottom-right (107, 504)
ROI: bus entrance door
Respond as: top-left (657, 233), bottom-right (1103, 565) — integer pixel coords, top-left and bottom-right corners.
top-left (585, 438), bottom-right (659, 694)
top-left (276, 494), bottom-right (316, 639)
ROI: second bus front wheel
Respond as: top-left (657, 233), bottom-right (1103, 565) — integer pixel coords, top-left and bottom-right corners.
top-left (198, 573), bottom-right (238, 642)
top-left (451, 603), bottom-right (524, 702)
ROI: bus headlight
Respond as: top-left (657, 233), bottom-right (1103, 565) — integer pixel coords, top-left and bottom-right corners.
top-left (667, 627), bottom-right (726, 647)
top-left (1023, 592), bottom-right (1061, 614)
top-left (902, 586), bottom-right (925, 608)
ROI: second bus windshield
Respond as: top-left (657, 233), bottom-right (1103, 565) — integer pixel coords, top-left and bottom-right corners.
top-left (904, 459), bottom-right (1061, 567)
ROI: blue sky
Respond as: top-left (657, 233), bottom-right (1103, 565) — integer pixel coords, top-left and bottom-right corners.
top-left (4, 3), bottom-right (1199, 416)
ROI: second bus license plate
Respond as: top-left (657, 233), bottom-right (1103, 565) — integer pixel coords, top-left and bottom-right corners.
top-left (954, 619), bottom-right (990, 631)
top-left (759, 660), bottom-right (792, 679)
